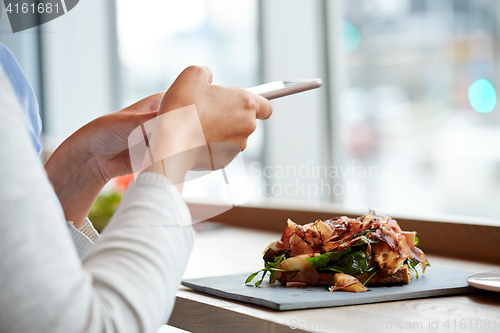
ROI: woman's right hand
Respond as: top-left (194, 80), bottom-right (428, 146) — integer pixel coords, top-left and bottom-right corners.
top-left (143, 66), bottom-right (273, 184)
top-left (159, 65), bottom-right (273, 151)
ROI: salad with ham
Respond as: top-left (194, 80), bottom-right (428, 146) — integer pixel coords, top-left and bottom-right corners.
top-left (246, 210), bottom-right (429, 292)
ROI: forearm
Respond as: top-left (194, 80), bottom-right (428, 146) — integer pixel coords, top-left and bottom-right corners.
top-left (45, 134), bottom-right (105, 229)
top-left (82, 173), bottom-right (194, 331)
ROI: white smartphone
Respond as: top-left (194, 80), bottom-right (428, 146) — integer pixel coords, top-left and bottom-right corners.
top-left (247, 79), bottom-right (322, 100)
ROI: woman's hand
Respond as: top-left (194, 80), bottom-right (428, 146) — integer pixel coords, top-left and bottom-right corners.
top-left (45, 66), bottom-right (272, 227)
top-left (82, 93), bottom-right (164, 183)
top-left (143, 66), bottom-right (273, 183)
top-left (158, 66), bottom-right (272, 151)
top-left (45, 94), bottom-right (163, 227)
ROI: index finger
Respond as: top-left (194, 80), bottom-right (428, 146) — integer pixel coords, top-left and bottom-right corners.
top-left (253, 94), bottom-right (273, 120)
top-left (181, 65), bottom-right (214, 85)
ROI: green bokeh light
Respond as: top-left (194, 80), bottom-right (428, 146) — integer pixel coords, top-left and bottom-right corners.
top-left (468, 79), bottom-right (497, 113)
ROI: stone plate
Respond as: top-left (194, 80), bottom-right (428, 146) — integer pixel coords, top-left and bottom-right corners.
top-left (182, 266), bottom-right (476, 311)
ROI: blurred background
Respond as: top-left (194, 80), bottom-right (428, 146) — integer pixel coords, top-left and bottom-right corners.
top-left (2, 0), bottom-right (500, 227)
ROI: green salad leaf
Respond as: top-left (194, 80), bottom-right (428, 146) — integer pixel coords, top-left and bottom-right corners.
top-left (246, 252), bottom-right (288, 287)
top-left (306, 248), bottom-right (353, 269)
top-left (356, 228), bottom-right (377, 237)
top-left (363, 268), bottom-right (380, 286)
top-left (245, 271), bottom-right (260, 284)
top-left (306, 235), bottom-right (375, 271)
top-left (305, 237), bottom-right (373, 276)
top-left (405, 258), bottom-right (422, 278)
top-left (327, 251), bottom-right (371, 276)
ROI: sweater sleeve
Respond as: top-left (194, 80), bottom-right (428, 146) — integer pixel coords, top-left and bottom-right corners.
top-left (79, 218), bottom-right (100, 243)
top-left (67, 218), bottom-right (100, 258)
top-left (0, 66), bottom-right (194, 333)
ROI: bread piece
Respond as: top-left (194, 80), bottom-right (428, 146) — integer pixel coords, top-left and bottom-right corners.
top-left (357, 265), bottom-right (411, 285)
top-left (277, 265), bottom-right (412, 286)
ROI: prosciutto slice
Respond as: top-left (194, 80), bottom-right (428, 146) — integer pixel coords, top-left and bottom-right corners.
top-left (291, 263), bottom-right (320, 285)
top-left (276, 219), bottom-right (297, 250)
top-left (289, 234), bottom-right (315, 256)
top-left (401, 231), bottom-right (427, 273)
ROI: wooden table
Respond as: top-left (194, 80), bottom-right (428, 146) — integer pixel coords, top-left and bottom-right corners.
top-left (168, 225), bottom-right (500, 333)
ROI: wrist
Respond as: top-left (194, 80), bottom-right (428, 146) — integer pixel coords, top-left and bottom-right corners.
top-left (45, 133), bottom-right (104, 228)
top-left (139, 104), bottom-right (208, 192)
top-left (141, 138), bottom-right (192, 193)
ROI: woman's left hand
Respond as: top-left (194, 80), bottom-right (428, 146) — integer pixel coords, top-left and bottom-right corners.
top-left (81, 93), bottom-right (164, 183)
top-left (45, 93), bottom-right (163, 227)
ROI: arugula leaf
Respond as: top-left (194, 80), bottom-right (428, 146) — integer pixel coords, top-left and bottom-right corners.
top-left (267, 253), bottom-right (286, 284)
top-left (355, 229), bottom-right (376, 237)
top-left (255, 271), bottom-right (267, 287)
top-left (329, 251), bottom-right (371, 276)
top-left (245, 253), bottom-right (288, 286)
top-left (245, 270), bottom-right (260, 284)
top-left (404, 257), bottom-right (431, 279)
top-left (306, 236), bottom-right (374, 270)
top-left (305, 253), bottom-right (331, 269)
top-left (272, 253), bottom-right (287, 266)
top-left (269, 270), bottom-right (276, 284)
top-left (309, 247), bottom-right (371, 276)
top-left (414, 234), bottom-right (420, 247)
top-left (363, 268), bottom-right (380, 286)
top-left (405, 258), bottom-right (421, 278)
top-left (324, 266), bottom-right (345, 273)
top-left (306, 248), bottom-right (353, 269)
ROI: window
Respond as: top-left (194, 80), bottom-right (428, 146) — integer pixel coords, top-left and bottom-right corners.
top-left (260, 0), bottom-right (500, 223)
top-left (341, 0), bottom-right (500, 220)
top-left (116, 0), bottom-right (260, 106)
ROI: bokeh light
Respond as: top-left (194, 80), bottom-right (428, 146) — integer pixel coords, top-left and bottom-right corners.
top-left (342, 21), bottom-right (361, 53)
top-left (468, 79), bottom-right (497, 113)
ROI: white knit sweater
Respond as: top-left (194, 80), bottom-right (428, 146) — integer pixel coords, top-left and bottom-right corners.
top-left (0, 65), bottom-right (194, 333)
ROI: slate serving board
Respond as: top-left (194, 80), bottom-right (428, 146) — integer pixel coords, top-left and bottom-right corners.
top-left (182, 266), bottom-right (476, 311)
